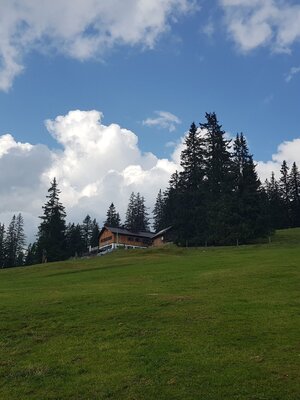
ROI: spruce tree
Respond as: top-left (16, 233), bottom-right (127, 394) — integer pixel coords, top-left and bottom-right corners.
top-left (90, 219), bottom-right (100, 247)
top-left (288, 162), bottom-right (300, 227)
top-left (105, 203), bottom-right (121, 227)
top-left (232, 134), bottom-right (269, 242)
top-left (200, 112), bottom-right (234, 244)
top-left (0, 223), bottom-right (5, 268)
top-left (279, 160), bottom-right (291, 228)
top-left (3, 215), bottom-right (17, 267)
top-left (66, 223), bottom-right (85, 257)
top-left (265, 173), bottom-right (285, 229)
top-left (36, 178), bottom-right (67, 262)
top-left (125, 192), bottom-right (136, 231)
top-left (125, 192), bottom-right (149, 231)
top-left (81, 215), bottom-right (93, 250)
top-left (153, 189), bottom-right (165, 232)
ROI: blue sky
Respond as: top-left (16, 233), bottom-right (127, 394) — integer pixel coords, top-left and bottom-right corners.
top-left (0, 0), bottom-right (300, 238)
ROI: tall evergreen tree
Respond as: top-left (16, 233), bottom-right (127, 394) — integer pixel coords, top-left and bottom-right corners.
top-left (288, 162), bottom-right (300, 227)
top-left (231, 134), bottom-right (269, 242)
top-left (125, 192), bottom-right (149, 231)
top-left (105, 203), bottom-right (121, 227)
top-left (3, 215), bottom-right (17, 267)
top-left (36, 178), bottom-right (67, 262)
top-left (81, 215), bottom-right (93, 250)
top-left (279, 160), bottom-right (291, 228)
top-left (66, 223), bottom-right (85, 257)
top-left (265, 173), bottom-right (285, 229)
top-left (0, 223), bottom-right (5, 268)
top-left (200, 112), bottom-right (234, 244)
top-left (90, 219), bottom-right (100, 247)
top-left (153, 189), bottom-right (165, 232)
top-left (15, 213), bottom-right (26, 266)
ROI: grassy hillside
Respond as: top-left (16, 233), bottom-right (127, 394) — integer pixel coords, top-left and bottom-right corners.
top-left (0, 229), bottom-right (299, 400)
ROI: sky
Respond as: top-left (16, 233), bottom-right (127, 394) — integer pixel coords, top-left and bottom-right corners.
top-left (0, 0), bottom-right (300, 242)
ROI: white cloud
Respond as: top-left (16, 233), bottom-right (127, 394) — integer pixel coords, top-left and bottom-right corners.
top-left (0, 0), bottom-right (196, 91)
top-left (0, 110), bottom-right (179, 241)
top-left (220, 0), bottom-right (300, 53)
top-left (143, 111), bottom-right (182, 132)
top-left (285, 66), bottom-right (300, 83)
top-left (1, 109), bottom-right (299, 242)
top-left (257, 138), bottom-right (300, 181)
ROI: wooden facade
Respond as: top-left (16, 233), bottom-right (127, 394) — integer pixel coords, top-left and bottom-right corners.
top-left (98, 226), bottom-right (154, 253)
top-left (98, 226), bottom-right (174, 254)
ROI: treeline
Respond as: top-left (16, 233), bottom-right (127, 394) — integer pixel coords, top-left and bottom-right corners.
top-left (264, 161), bottom-right (300, 229)
top-left (151, 113), bottom-right (300, 245)
top-left (1, 112), bottom-right (300, 266)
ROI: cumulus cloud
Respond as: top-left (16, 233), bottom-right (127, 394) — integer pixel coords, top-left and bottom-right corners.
top-left (0, 110), bottom-right (179, 241)
top-left (0, 0), bottom-right (196, 91)
top-left (285, 66), bottom-right (300, 83)
top-left (1, 109), bottom-right (299, 242)
top-left (220, 0), bottom-right (300, 53)
top-left (143, 111), bottom-right (182, 132)
top-left (257, 138), bottom-right (300, 181)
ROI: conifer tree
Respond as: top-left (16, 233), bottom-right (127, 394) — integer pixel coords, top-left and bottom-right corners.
top-left (200, 112), bottom-right (234, 244)
top-left (105, 203), bottom-right (121, 227)
top-left (36, 178), bottom-right (67, 262)
top-left (288, 162), bottom-right (300, 227)
top-left (125, 192), bottom-right (149, 231)
top-left (90, 219), bottom-right (100, 247)
top-left (81, 215), bottom-right (93, 249)
top-left (66, 223), bottom-right (85, 257)
top-left (153, 189), bottom-right (165, 232)
top-left (0, 223), bottom-right (5, 268)
top-left (232, 134), bottom-right (269, 242)
top-left (279, 160), bottom-right (291, 228)
top-left (25, 243), bottom-right (38, 266)
top-left (265, 173), bottom-right (285, 229)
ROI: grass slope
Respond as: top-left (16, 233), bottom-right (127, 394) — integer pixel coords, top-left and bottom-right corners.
top-left (0, 229), bottom-right (299, 400)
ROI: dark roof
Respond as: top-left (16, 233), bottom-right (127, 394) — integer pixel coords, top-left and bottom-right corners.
top-left (101, 226), bottom-right (155, 239)
top-left (152, 226), bottom-right (173, 239)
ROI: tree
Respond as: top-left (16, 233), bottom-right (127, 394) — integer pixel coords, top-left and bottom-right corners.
top-left (125, 192), bottom-right (149, 231)
top-left (288, 162), bottom-right (300, 227)
top-left (36, 178), bottom-right (67, 263)
top-left (0, 223), bottom-right (5, 268)
top-left (24, 243), bottom-right (38, 266)
top-left (265, 173), bottom-right (285, 229)
top-left (200, 112), bottom-right (234, 244)
top-left (153, 189), bottom-right (165, 232)
top-left (90, 219), bottom-right (100, 247)
top-left (66, 223), bottom-right (85, 258)
top-left (3, 214), bottom-right (26, 267)
top-left (231, 134), bottom-right (269, 242)
top-left (105, 203), bottom-right (121, 227)
top-left (279, 160), bottom-right (291, 228)
top-left (81, 215), bottom-right (93, 250)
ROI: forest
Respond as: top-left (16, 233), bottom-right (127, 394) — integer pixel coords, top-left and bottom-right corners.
top-left (1, 112), bottom-right (299, 267)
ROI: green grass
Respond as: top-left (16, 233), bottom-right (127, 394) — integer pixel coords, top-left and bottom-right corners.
top-left (0, 229), bottom-right (299, 399)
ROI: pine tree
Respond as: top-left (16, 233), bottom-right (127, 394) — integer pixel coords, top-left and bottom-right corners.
top-left (105, 203), bottom-right (121, 227)
top-left (265, 173), bottom-right (285, 229)
top-left (125, 192), bottom-right (136, 231)
top-left (15, 213), bottom-right (26, 266)
top-left (36, 178), bottom-right (67, 263)
top-left (0, 223), bottom-right (5, 268)
top-left (125, 192), bottom-right (149, 231)
top-left (66, 223), bottom-right (85, 257)
top-left (3, 215), bottom-right (17, 267)
top-left (90, 219), bottom-right (100, 247)
top-left (81, 215), bottom-right (93, 250)
top-left (153, 189), bottom-right (165, 232)
top-left (25, 243), bottom-right (38, 266)
top-left (200, 112), bottom-right (234, 244)
top-left (288, 162), bottom-right (300, 227)
top-left (231, 134), bottom-right (269, 242)
top-left (279, 160), bottom-right (291, 228)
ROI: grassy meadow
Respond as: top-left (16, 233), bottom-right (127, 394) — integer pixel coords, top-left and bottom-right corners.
top-left (0, 229), bottom-right (299, 399)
